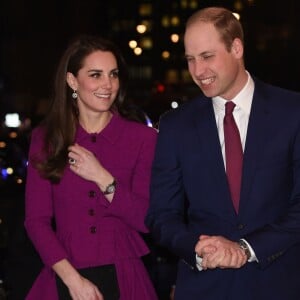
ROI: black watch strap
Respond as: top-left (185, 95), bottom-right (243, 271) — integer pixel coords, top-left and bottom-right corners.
top-left (103, 179), bottom-right (116, 195)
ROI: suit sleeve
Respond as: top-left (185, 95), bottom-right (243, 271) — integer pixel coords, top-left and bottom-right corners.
top-left (245, 117), bottom-right (300, 269)
top-left (146, 115), bottom-right (199, 267)
top-left (24, 128), bottom-right (68, 268)
top-left (106, 127), bottom-right (158, 233)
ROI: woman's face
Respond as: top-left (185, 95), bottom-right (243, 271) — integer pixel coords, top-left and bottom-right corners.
top-left (67, 50), bottom-right (120, 115)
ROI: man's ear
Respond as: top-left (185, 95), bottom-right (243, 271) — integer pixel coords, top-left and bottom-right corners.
top-left (66, 72), bottom-right (77, 90)
top-left (231, 38), bottom-right (244, 59)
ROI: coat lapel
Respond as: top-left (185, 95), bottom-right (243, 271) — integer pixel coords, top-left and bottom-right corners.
top-left (190, 89), bottom-right (270, 217)
top-left (239, 84), bottom-right (270, 215)
top-left (192, 98), bottom-right (235, 214)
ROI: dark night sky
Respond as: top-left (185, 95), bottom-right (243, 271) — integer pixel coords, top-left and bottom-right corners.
top-left (1, 0), bottom-right (300, 120)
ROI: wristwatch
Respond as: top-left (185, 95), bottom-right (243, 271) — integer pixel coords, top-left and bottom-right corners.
top-left (238, 239), bottom-right (251, 260)
top-left (103, 179), bottom-right (117, 195)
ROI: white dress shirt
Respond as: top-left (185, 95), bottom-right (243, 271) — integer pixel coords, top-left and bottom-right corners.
top-left (196, 72), bottom-right (257, 270)
top-left (212, 71), bottom-right (254, 164)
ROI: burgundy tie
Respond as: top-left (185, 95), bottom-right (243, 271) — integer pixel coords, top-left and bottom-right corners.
top-left (224, 101), bottom-right (243, 213)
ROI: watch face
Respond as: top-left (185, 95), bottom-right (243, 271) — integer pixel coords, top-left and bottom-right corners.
top-left (107, 185), bottom-right (115, 193)
top-left (238, 240), bottom-right (251, 259)
top-left (104, 180), bottom-right (116, 194)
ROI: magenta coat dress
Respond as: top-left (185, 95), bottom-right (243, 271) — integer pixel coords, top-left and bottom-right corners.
top-left (24, 113), bottom-right (158, 300)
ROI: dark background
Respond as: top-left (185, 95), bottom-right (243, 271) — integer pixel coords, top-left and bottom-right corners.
top-left (1, 0), bottom-right (300, 123)
top-left (1, 1), bottom-right (300, 299)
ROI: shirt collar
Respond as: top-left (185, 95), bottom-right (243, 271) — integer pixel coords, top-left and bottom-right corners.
top-left (212, 71), bottom-right (254, 115)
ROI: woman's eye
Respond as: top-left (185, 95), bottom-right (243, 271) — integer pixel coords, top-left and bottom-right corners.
top-left (90, 72), bottom-right (100, 78)
top-left (110, 71), bottom-right (119, 78)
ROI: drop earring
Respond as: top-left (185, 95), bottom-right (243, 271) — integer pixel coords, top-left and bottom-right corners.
top-left (72, 90), bottom-right (78, 99)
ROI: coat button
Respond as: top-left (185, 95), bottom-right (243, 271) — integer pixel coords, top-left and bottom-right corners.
top-left (88, 209), bottom-right (95, 216)
top-left (237, 223), bottom-right (245, 230)
top-left (90, 226), bottom-right (96, 233)
top-left (89, 190), bottom-right (96, 198)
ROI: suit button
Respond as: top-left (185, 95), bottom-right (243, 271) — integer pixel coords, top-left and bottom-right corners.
top-left (237, 223), bottom-right (245, 230)
top-left (90, 226), bottom-right (96, 233)
top-left (89, 190), bottom-right (96, 198)
top-left (88, 209), bottom-right (95, 216)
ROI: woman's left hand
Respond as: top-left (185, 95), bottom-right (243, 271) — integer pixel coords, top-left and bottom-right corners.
top-left (68, 143), bottom-right (109, 183)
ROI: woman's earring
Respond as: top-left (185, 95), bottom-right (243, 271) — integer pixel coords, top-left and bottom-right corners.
top-left (72, 90), bottom-right (78, 99)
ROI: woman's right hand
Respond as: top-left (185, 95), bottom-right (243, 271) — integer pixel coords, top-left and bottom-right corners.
top-left (53, 259), bottom-right (104, 300)
top-left (68, 275), bottom-right (104, 300)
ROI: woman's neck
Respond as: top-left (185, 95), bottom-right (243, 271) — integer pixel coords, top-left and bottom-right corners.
top-left (79, 111), bottom-right (113, 134)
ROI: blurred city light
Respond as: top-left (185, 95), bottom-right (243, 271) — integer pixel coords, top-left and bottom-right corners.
top-left (133, 47), bottom-right (143, 55)
top-left (136, 24), bottom-right (147, 34)
top-left (140, 37), bottom-right (153, 49)
top-left (4, 113), bottom-right (21, 128)
top-left (162, 51), bottom-right (170, 59)
top-left (171, 101), bottom-right (179, 109)
top-left (1, 169), bottom-right (8, 179)
top-left (170, 16), bottom-right (180, 26)
top-left (156, 83), bottom-right (165, 93)
top-left (170, 34), bottom-right (180, 43)
top-left (129, 40), bottom-right (138, 49)
top-left (9, 132), bottom-right (18, 139)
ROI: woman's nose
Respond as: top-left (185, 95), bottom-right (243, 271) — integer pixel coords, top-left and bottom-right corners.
top-left (100, 75), bottom-right (112, 88)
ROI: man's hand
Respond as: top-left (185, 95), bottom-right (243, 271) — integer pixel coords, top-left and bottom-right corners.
top-left (195, 235), bottom-right (247, 270)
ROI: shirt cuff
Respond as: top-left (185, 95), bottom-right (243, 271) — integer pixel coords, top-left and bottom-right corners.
top-left (195, 254), bottom-right (203, 271)
top-left (241, 238), bottom-right (258, 262)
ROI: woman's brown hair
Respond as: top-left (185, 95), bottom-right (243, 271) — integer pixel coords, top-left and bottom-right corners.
top-left (33, 35), bottom-right (129, 183)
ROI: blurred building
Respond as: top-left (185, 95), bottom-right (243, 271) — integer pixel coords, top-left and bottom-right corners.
top-left (1, 0), bottom-right (300, 125)
top-left (110, 0), bottom-right (300, 122)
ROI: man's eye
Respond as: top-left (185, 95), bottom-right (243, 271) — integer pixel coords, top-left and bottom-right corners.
top-left (186, 57), bottom-right (194, 62)
top-left (203, 54), bottom-right (213, 59)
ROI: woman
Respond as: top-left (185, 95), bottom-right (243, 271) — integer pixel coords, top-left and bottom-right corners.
top-left (25, 35), bottom-right (158, 300)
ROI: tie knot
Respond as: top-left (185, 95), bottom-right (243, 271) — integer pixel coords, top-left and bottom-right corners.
top-left (225, 101), bottom-right (236, 115)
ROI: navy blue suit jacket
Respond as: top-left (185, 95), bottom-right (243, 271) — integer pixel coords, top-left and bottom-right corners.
top-left (146, 79), bottom-right (300, 300)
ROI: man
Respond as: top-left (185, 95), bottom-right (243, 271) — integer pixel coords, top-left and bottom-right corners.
top-left (146, 6), bottom-right (300, 300)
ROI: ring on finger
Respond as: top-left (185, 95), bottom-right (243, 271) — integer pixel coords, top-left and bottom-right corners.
top-left (68, 158), bottom-right (76, 165)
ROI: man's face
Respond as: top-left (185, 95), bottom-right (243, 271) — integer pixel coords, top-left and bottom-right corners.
top-left (184, 21), bottom-right (244, 100)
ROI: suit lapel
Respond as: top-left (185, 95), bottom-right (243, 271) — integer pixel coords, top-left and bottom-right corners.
top-left (190, 90), bottom-right (270, 216)
top-left (192, 98), bottom-right (235, 214)
top-left (239, 85), bottom-right (270, 215)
